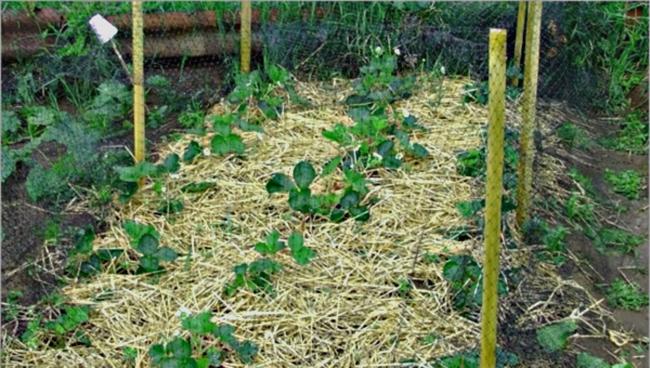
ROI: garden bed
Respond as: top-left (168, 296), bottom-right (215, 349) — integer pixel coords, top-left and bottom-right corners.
top-left (1, 75), bottom-right (638, 367)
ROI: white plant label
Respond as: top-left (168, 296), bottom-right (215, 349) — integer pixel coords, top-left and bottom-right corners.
top-left (88, 14), bottom-right (118, 44)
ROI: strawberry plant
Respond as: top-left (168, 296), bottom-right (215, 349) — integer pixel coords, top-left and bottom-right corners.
top-left (442, 255), bottom-right (507, 312)
top-left (324, 111), bottom-right (428, 171)
top-left (227, 64), bottom-right (303, 120)
top-left (66, 226), bottom-right (125, 278)
top-left (210, 114), bottom-right (246, 156)
top-left (224, 231), bottom-right (315, 296)
top-left (148, 310), bottom-right (257, 367)
top-left (345, 46), bottom-right (415, 110)
top-left (123, 220), bottom-right (178, 273)
top-left (183, 141), bottom-right (203, 163)
top-left (266, 160), bottom-right (371, 222)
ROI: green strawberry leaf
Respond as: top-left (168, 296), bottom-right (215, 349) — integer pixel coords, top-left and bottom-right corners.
top-left (266, 173), bottom-right (294, 193)
top-left (156, 247), bottom-right (178, 262)
top-left (160, 153), bottom-right (181, 173)
top-left (289, 188), bottom-right (312, 213)
top-left (293, 161), bottom-right (317, 189)
top-left (321, 156), bottom-right (342, 176)
top-left (181, 311), bottom-right (216, 335)
top-left (183, 141), bottom-right (202, 163)
top-left (136, 234), bottom-right (159, 255)
top-left (181, 182), bottom-right (216, 193)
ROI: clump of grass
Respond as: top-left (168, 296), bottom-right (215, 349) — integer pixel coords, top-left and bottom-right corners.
top-left (556, 122), bottom-right (591, 149)
top-left (565, 192), bottom-right (595, 224)
top-left (599, 113), bottom-right (648, 154)
top-left (594, 227), bottom-right (644, 254)
top-left (604, 169), bottom-right (643, 199)
top-left (605, 278), bottom-right (648, 311)
top-left (568, 167), bottom-right (595, 196)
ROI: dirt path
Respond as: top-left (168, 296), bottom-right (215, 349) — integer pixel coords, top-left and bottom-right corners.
top-left (547, 114), bottom-right (648, 366)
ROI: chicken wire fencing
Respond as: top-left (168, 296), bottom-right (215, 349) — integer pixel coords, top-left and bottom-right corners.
top-left (0, 2), bottom-right (647, 216)
top-left (3, 2), bottom-right (647, 113)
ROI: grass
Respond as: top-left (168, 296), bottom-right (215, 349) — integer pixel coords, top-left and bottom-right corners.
top-left (604, 169), bottom-right (643, 200)
top-left (599, 113), bottom-right (648, 154)
top-left (605, 278), bottom-right (649, 311)
top-left (594, 227), bottom-right (644, 254)
top-left (556, 122), bottom-right (591, 149)
top-left (568, 167), bottom-right (595, 196)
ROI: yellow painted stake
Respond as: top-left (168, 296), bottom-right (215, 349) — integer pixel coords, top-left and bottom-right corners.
top-left (132, 0), bottom-right (145, 167)
top-left (240, 0), bottom-right (252, 73)
top-left (512, 0), bottom-right (527, 87)
top-left (480, 28), bottom-right (507, 368)
top-left (515, 0), bottom-right (543, 228)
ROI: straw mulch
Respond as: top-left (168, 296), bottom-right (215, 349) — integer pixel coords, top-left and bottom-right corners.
top-left (1, 76), bottom-right (623, 367)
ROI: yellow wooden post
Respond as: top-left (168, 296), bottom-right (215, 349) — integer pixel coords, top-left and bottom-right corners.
top-left (240, 0), bottom-right (252, 73)
top-left (480, 28), bottom-right (507, 368)
top-left (132, 0), bottom-right (145, 169)
top-left (515, 0), bottom-right (543, 227)
top-left (512, 0), bottom-right (527, 87)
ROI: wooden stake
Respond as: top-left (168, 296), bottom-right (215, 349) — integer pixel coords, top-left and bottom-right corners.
top-left (515, 0), bottom-right (543, 228)
top-left (240, 0), bottom-right (252, 73)
top-left (512, 0), bottom-right (527, 87)
top-left (132, 0), bottom-right (145, 169)
top-left (480, 28), bottom-right (507, 368)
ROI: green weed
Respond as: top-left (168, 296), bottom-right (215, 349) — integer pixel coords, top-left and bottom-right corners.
top-left (599, 113), bottom-right (648, 154)
top-left (536, 320), bottom-right (577, 352)
top-left (568, 168), bottom-right (595, 196)
top-left (593, 227), bottom-right (644, 254)
top-left (442, 255), bottom-right (507, 312)
top-left (556, 122), bottom-right (591, 149)
top-left (605, 278), bottom-right (648, 311)
top-left (565, 192), bottom-right (595, 224)
top-left (604, 169), bottom-right (643, 199)
top-left (2, 290), bottom-right (23, 322)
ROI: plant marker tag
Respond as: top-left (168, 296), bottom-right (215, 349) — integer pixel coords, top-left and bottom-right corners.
top-left (88, 14), bottom-right (118, 44)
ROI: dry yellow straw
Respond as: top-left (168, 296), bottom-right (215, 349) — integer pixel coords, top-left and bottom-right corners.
top-left (132, 1), bottom-right (145, 167)
top-left (512, 0), bottom-right (527, 87)
top-left (480, 28), bottom-right (506, 368)
top-left (515, 0), bottom-right (543, 227)
top-left (240, 0), bottom-right (252, 73)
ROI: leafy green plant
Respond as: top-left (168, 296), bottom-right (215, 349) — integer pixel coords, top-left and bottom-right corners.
top-left (605, 278), bottom-right (648, 311)
top-left (593, 227), bottom-right (644, 254)
top-left (604, 169), bottom-right (642, 200)
top-left (565, 192), bottom-right (595, 224)
top-left (123, 220), bottom-right (178, 273)
top-left (442, 255), bottom-right (507, 312)
top-left (568, 168), bottom-right (595, 196)
top-left (66, 226), bottom-right (124, 278)
top-left (456, 127), bottom-right (519, 190)
top-left (556, 122), bottom-right (591, 149)
top-left (149, 310), bottom-right (258, 366)
top-left (323, 111), bottom-right (429, 171)
top-left (227, 64), bottom-right (301, 120)
top-left (183, 141), bottom-right (203, 163)
top-left (266, 160), bottom-right (370, 222)
top-left (114, 153), bottom-right (181, 184)
top-left (179, 105), bottom-right (206, 131)
top-left (599, 113), bottom-right (648, 154)
top-left (20, 304), bottom-right (92, 349)
top-left (462, 80), bottom-right (521, 106)
top-left (536, 320), bottom-right (577, 352)
top-left (225, 230), bottom-right (315, 296)
top-left (210, 114), bottom-right (246, 156)
top-left (2, 290), bottom-right (23, 322)
top-left (345, 46), bottom-right (415, 110)
top-left (83, 81), bottom-right (132, 132)
top-left (436, 348), bottom-right (518, 368)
